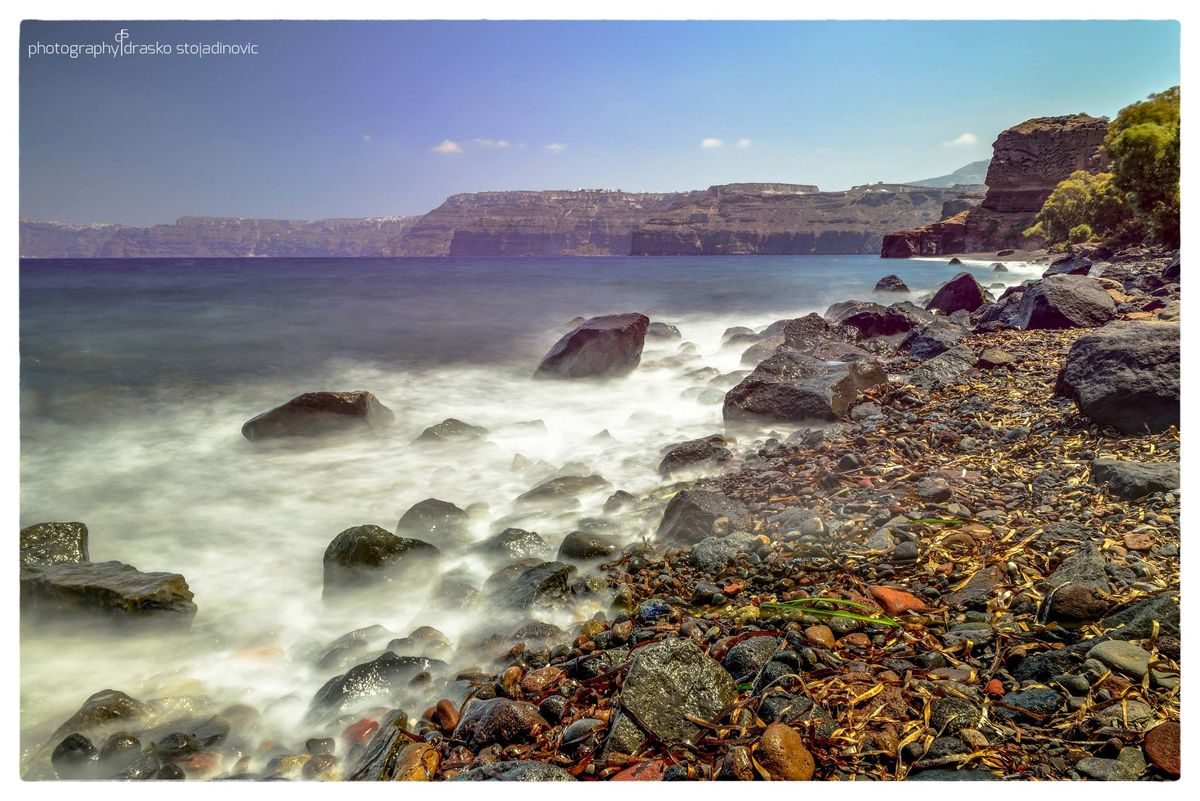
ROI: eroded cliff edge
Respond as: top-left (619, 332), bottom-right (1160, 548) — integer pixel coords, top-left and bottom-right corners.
top-left (881, 114), bottom-right (1109, 257)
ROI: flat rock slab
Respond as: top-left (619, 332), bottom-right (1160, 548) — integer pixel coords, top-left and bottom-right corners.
top-left (20, 560), bottom-right (196, 623)
top-left (241, 391), bottom-right (394, 441)
top-left (1087, 640), bottom-right (1150, 679)
top-left (1092, 459), bottom-right (1180, 499)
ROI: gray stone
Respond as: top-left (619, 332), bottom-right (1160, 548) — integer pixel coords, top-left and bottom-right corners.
top-left (416, 418), bottom-right (488, 443)
top-left (1087, 640), bottom-right (1150, 679)
top-left (656, 489), bottom-right (751, 546)
top-left (1014, 275), bottom-right (1115, 329)
top-left (323, 525), bottom-right (439, 598)
top-left (909, 345), bottom-right (976, 388)
top-left (1091, 459), bottom-right (1180, 499)
top-left (20, 522), bottom-right (89, 567)
top-left (535, 313), bottom-right (649, 379)
top-left (449, 760), bottom-right (574, 781)
top-left (690, 532), bottom-right (759, 572)
top-left (242, 391), bottom-right (394, 441)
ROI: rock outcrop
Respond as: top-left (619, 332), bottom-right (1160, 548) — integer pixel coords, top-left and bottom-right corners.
top-left (241, 391), bottom-right (394, 442)
top-left (534, 313), bottom-right (649, 379)
top-left (1013, 275), bottom-right (1115, 329)
top-left (723, 351), bottom-right (887, 427)
top-left (20, 560), bottom-right (197, 623)
top-left (631, 183), bottom-right (972, 256)
top-left (883, 114), bottom-right (1109, 257)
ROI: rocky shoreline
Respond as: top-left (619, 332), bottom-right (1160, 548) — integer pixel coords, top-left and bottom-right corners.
top-left (20, 248), bottom-right (1181, 782)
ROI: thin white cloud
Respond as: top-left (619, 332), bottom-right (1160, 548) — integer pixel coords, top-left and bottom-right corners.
top-left (735, 138), bottom-right (751, 149)
top-left (473, 138), bottom-right (511, 149)
top-left (944, 132), bottom-right (979, 147)
top-left (361, 134), bottom-right (372, 142)
top-left (700, 137), bottom-right (724, 149)
top-left (545, 142), bottom-right (567, 155)
top-left (431, 139), bottom-right (463, 154)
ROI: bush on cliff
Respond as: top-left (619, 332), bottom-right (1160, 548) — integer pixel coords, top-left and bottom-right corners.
top-left (1023, 171), bottom-right (1129, 245)
top-left (1106, 86), bottom-right (1180, 247)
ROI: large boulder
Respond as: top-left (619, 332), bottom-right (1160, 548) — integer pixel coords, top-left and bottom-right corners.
top-left (480, 528), bottom-right (548, 560)
top-left (20, 561), bottom-right (196, 624)
top-left (1013, 275), bottom-right (1115, 329)
top-left (534, 313), bottom-right (649, 379)
top-left (415, 418), bottom-right (488, 443)
top-left (497, 561), bottom-right (576, 610)
top-left (904, 318), bottom-right (965, 360)
top-left (21, 522), bottom-right (89, 566)
top-left (656, 489), bottom-right (751, 546)
top-left (646, 321), bottom-right (682, 341)
top-left (824, 301), bottom-right (931, 340)
top-left (514, 474), bottom-right (611, 511)
top-left (602, 638), bottom-right (737, 757)
top-left (723, 351), bottom-right (885, 426)
top-left (322, 524), bottom-right (439, 598)
top-left (1091, 459), bottom-right (1180, 500)
top-left (1056, 321), bottom-right (1179, 433)
top-left (396, 498), bottom-right (469, 543)
top-left (658, 435), bottom-right (732, 476)
top-left (241, 391), bottom-right (394, 441)
top-left (874, 274), bottom-right (909, 292)
top-left (556, 530), bottom-right (620, 562)
top-left (926, 272), bottom-right (988, 315)
top-left (909, 345), bottom-right (977, 388)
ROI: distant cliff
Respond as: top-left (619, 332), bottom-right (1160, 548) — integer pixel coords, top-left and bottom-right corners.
top-left (630, 183), bottom-right (978, 256)
top-left (393, 190), bottom-right (695, 257)
top-left (20, 215), bottom-right (420, 258)
top-left (882, 114), bottom-right (1109, 257)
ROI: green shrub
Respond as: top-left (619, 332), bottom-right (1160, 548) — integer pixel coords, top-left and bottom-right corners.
top-left (1024, 171), bottom-right (1129, 245)
top-left (1068, 224), bottom-right (1093, 244)
top-left (1105, 86), bottom-right (1180, 247)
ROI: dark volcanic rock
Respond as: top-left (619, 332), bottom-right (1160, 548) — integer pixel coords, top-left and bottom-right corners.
top-left (416, 418), bottom-right (489, 443)
top-left (909, 345), bottom-right (976, 388)
top-left (515, 475), bottom-right (611, 511)
top-left (724, 351), bottom-right (886, 426)
top-left (825, 300), bottom-right (932, 339)
top-left (1056, 321), bottom-right (1179, 433)
top-left (722, 636), bottom-right (780, 682)
top-left (603, 638), bottom-right (737, 757)
top-left (241, 391), bottom-right (394, 442)
top-left (658, 435), bottom-right (732, 476)
top-left (904, 319), bottom-right (965, 360)
top-left (646, 321), bottom-right (682, 341)
top-left (308, 653), bottom-right (433, 720)
top-left (556, 530), bottom-right (620, 561)
top-left (656, 489), bottom-right (751, 546)
top-left (740, 335), bottom-right (785, 366)
top-left (346, 708), bottom-right (410, 780)
top-left (396, 498), bottom-right (469, 543)
top-left (1091, 459), bottom-right (1180, 500)
top-left (448, 760), bottom-right (575, 781)
top-left (20, 561), bottom-right (196, 623)
top-left (20, 522), bottom-right (89, 566)
top-left (452, 697), bottom-right (548, 751)
top-left (690, 532), bottom-right (760, 572)
top-left (1013, 275), bottom-right (1115, 329)
top-left (51, 733), bottom-right (97, 779)
top-left (498, 561), bottom-right (576, 610)
top-left (322, 524), bottom-right (439, 598)
top-left (480, 528), bottom-right (548, 560)
top-left (874, 274), bottom-right (909, 292)
top-left (926, 272), bottom-right (988, 315)
top-left (534, 313), bottom-right (649, 379)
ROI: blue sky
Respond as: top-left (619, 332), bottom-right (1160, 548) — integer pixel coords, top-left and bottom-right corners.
top-left (20, 20), bottom-right (1180, 225)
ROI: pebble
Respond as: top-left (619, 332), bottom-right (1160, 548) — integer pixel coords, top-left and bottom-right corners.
top-left (1143, 721), bottom-right (1180, 776)
top-left (1087, 640), bottom-right (1150, 679)
top-left (868, 585), bottom-right (927, 615)
top-left (755, 723), bottom-right (814, 780)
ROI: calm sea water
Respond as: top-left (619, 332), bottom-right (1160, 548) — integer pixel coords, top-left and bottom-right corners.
top-left (18, 254), bottom-right (1037, 756)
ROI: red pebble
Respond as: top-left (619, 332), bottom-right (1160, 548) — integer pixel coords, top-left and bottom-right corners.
top-left (985, 678), bottom-right (1005, 697)
top-left (611, 759), bottom-right (669, 780)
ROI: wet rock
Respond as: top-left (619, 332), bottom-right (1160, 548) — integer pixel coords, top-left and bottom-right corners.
top-left (1144, 721), bottom-right (1180, 777)
top-left (396, 498), bottom-right (469, 543)
top-left (868, 586), bottom-right (927, 615)
top-left (1087, 640), bottom-right (1150, 679)
top-left (480, 528), bottom-right (548, 560)
top-left (452, 697), bottom-right (547, 751)
top-left (825, 300), bottom-right (932, 339)
top-left (909, 345), bottom-right (976, 388)
top-left (1043, 584), bottom-right (1110, 623)
top-left (515, 475), bottom-right (611, 511)
top-left (1014, 275), bottom-right (1115, 329)
top-left (690, 532), bottom-right (760, 572)
top-left (926, 272), bottom-right (988, 315)
top-left (929, 697), bottom-right (981, 735)
top-left (756, 723), bottom-right (814, 780)
top-left (449, 760), bottom-right (575, 781)
top-left (416, 418), bottom-right (488, 443)
top-left (722, 636), bottom-right (779, 682)
top-left (658, 435), bottom-right (732, 476)
top-left (1057, 321), bottom-right (1179, 433)
top-left (1091, 459), bottom-right (1180, 500)
top-left (556, 530), bottom-right (620, 562)
top-left (306, 737), bottom-right (335, 756)
top-left (322, 525), bottom-right (439, 598)
top-left (1076, 748), bottom-right (1145, 781)
top-left (20, 561), bottom-right (196, 623)
top-left (97, 733), bottom-right (142, 776)
top-left (724, 351), bottom-right (886, 425)
top-left (914, 476), bottom-right (952, 503)
top-left (498, 561), bottom-right (576, 610)
top-left (722, 326), bottom-right (759, 346)
top-left (20, 522), bottom-right (89, 566)
top-left (309, 653), bottom-right (433, 720)
top-left (241, 391), bottom-right (394, 441)
top-left (345, 708), bottom-right (410, 780)
top-left (1101, 592), bottom-right (1180, 640)
top-left (534, 313), bottom-right (649, 379)
top-left (908, 768), bottom-right (1000, 781)
top-left (646, 321), bottom-right (682, 341)
top-left (603, 490), bottom-right (637, 514)
top-left (51, 733), bottom-right (97, 779)
top-left (992, 263), bottom-right (1009, 272)
top-left (604, 638), bottom-right (737, 757)
top-left (874, 274), bottom-right (909, 293)
top-left (740, 335), bottom-right (785, 366)
top-left (656, 489), bottom-right (751, 546)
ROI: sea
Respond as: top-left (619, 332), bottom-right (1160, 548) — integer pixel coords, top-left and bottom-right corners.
top-left (18, 254), bottom-right (1040, 757)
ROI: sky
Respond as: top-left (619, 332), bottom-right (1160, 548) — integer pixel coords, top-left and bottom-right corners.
top-left (19, 20), bottom-right (1180, 225)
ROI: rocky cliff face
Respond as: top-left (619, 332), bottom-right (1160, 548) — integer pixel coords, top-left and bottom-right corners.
top-left (882, 114), bottom-right (1109, 258)
top-left (630, 183), bottom-right (974, 256)
top-left (393, 190), bottom-right (695, 257)
top-left (20, 216), bottom-right (420, 258)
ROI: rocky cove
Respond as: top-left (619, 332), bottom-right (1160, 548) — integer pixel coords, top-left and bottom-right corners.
top-left (18, 248), bottom-right (1180, 781)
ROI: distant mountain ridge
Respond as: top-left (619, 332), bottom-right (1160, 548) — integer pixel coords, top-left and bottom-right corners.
top-left (906, 160), bottom-right (991, 188)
